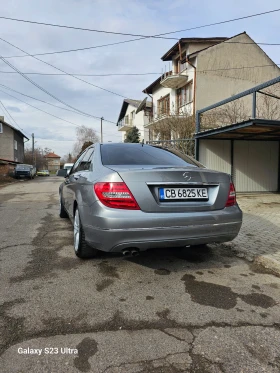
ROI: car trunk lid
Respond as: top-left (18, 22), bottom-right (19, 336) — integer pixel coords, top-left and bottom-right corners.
top-left (106, 165), bottom-right (231, 213)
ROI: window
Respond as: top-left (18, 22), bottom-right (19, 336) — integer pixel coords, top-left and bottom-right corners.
top-left (70, 149), bottom-right (88, 174)
top-left (0, 123), bottom-right (2, 133)
top-left (131, 111), bottom-right (135, 120)
top-left (157, 94), bottom-right (170, 116)
top-left (101, 143), bottom-right (198, 167)
top-left (174, 51), bottom-right (186, 73)
top-left (14, 140), bottom-right (18, 150)
top-left (176, 81), bottom-right (193, 108)
top-left (124, 115), bottom-right (129, 124)
top-left (79, 148), bottom-right (94, 171)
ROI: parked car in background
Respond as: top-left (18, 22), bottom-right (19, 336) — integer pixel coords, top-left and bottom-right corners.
top-left (14, 164), bottom-right (36, 179)
top-left (56, 169), bottom-right (68, 177)
top-left (37, 170), bottom-right (50, 176)
top-left (63, 163), bottom-right (74, 175)
top-left (59, 143), bottom-right (242, 259)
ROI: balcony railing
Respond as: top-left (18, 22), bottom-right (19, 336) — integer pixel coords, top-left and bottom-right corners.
top-left (117, 118), bottom-right (134, 131)
top-left (160, 70), bottom-right (188, 89)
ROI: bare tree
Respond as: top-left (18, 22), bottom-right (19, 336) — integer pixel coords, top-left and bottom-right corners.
top-left (73, 126), bottom-right (99, 156)
top-left (61, 153), bottom-right (75, 164)
top-left (152, 103), bottom-right (195, 140)
top-left (257, 83), bottom-right (280, 120)
top-left (150, 104), bottom-right (195, 155)
top-left (200, 96), bottom-right (249, 130)
top-left (24, 146), bottom-right (48, 169)
top-left (200, 85), bottom-right (280, 130)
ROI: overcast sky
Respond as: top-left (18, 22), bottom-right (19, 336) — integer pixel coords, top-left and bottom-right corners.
top-left (0, 0), bottom-right (279, 157)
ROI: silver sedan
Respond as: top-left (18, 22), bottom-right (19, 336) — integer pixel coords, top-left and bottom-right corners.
top-left (59, 143), bottom-right (242, 259)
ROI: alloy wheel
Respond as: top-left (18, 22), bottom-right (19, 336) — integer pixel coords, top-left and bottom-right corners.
top-left (74, 210), bottom-right (80, 252)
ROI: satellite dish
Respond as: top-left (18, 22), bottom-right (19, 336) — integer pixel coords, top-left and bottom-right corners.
top-left (136, 97), bottom-right (147, 114)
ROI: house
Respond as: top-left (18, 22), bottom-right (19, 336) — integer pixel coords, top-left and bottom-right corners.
top-left (141, 32), bottom-right (280, 140)
top-left (44, 152), bottom-right (61, 172)
top-left (0, 116), bottom-right (29, 176)
top-left (116, 98), bottom-right (152, 142)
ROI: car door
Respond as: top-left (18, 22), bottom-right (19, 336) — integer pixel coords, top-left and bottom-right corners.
top-left (63, 150), bottom-right (89, 219)
top-left (75, 147), bottom-right (95, 206)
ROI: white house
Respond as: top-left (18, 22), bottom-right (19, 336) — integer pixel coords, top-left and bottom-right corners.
top-left (116, 98), bottom-right (152, 142)
top-left (141, 32), bottom-right (280, 141)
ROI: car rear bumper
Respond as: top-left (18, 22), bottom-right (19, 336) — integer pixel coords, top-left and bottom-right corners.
top-left (82, 203), bottom-right (242, 252)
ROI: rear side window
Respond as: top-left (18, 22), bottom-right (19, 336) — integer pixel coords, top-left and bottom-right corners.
top-left (101, 144), bottom-right (198, 167)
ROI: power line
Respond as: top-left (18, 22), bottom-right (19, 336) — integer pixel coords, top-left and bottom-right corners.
top-left (0, 99), bottom-right (24, 132)
top-left (154, 8), bottom-right (280, 36)
top-left (2, 37), bottom-right (148, 58)
top-left (197, 63), bottom-right (280, 72)
top-left (0, 70), bottom-right (161, 76)
top-left (0, 46), bottom-right (118, 124)
top-left (0, 62), bottom-right (279, 81)
top-left (0, 82), bottom-right (107, 119)
top-left (0, 8), bottom-right (279, 38)
top-left (0, 37), bottom-right (126, 99)
top-left (3, 40), bottom-right (280, 60)
top-left (0, 88), bottom-right (118, 136)
top-left (0, 16), bottom-right (176, 39)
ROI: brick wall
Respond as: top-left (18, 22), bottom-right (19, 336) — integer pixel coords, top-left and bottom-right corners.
top-left (0, 164), bottom-right (15, 176)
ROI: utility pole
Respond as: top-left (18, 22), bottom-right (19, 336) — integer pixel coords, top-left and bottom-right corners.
top-left (32, 133), bottom-right (34, 166)
top-left (101, 117), bottom-right (104, 143)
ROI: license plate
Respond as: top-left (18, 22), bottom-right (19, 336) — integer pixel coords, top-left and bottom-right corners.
top-left (159, 187), bottom-right (208, 200)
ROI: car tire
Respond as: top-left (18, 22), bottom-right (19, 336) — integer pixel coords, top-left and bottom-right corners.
top-left (59, 198), bottom-right (68, 218)
top-left (74, 207), bottom-right (98, 259)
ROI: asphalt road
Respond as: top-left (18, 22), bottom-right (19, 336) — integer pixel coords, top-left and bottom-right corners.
top-left (0, 177), bottom-right (280, 373)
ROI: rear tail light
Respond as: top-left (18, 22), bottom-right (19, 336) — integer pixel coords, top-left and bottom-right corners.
top-left (225, 182), bottom-right (236, 207)
top-left (94, 182), bottom-right (140, 210)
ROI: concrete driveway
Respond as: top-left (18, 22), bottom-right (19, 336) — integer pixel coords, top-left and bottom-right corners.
top-left (225, 193), bottom-right (280, 275)
top-left (0, 177), bottom-right (280, 373)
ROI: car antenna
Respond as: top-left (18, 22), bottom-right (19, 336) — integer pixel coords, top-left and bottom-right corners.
top-left (142, 139), bottom-right (144, 147)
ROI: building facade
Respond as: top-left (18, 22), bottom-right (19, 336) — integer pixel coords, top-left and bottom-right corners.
top-left (0, 116), bottom-right (28, 163)
top-left (142, 32), bottom-right (280, 140)
top-left (44, 152), bottom-right (61, 172)
top-left (116, 99), bottom-right (152, 142)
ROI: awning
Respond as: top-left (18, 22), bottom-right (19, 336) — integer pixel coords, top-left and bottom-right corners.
top-left (195, 119), bottom-right (280, 140)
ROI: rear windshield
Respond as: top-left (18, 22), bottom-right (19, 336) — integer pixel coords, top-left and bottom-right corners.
top-left (101, 144), bottom-right (198, 167)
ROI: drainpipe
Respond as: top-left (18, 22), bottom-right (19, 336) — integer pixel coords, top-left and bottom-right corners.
top-left (186, 58), bottom-right (196, 119)
top-left (178, 41), bottom-right (182, 74)
top-left (186, 58), bottom-right (197, 159)
top-left (144, 89), bottom-right (153, 141)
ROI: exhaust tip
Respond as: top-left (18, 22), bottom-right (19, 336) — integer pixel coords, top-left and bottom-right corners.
top-left (131, 249), bottom-right (140, 257)
top-left (122, 250), bottom-right (131, 256)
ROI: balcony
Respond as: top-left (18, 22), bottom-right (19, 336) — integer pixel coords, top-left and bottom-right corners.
top-left (144, 103), bottom-right (193, 129)
top-left (160, 71), bottom-right (188, 89)
top-left (117, 118), bottom-right (133, 131)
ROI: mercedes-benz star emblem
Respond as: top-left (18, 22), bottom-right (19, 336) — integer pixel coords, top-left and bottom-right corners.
top-left (183, 172), bottom-right (192, 181)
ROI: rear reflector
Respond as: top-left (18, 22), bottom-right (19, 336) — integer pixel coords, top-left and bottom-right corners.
top-left (94, 182), bottom-right (140, 210)
top-left (225, 182), bottom-right (236, 207)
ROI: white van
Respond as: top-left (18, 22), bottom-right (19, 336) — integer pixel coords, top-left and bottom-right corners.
top-left (63, 163), bottom-right (74, 175)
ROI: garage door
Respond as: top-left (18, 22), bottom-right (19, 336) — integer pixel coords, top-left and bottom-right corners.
top-left (233, 141), bottom-right (279, 192)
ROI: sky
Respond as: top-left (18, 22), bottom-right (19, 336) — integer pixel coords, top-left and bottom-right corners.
top-left (0, 0), bottom-right (279, 157)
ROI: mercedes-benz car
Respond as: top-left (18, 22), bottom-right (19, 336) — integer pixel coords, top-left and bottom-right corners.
top-left (59, 143), bottom-right (242, 259)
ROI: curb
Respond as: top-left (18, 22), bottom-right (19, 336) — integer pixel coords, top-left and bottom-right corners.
top-left (221, 242), bottom-right (280, 278)
top-left (253, 256), bottom-right (280, 278)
